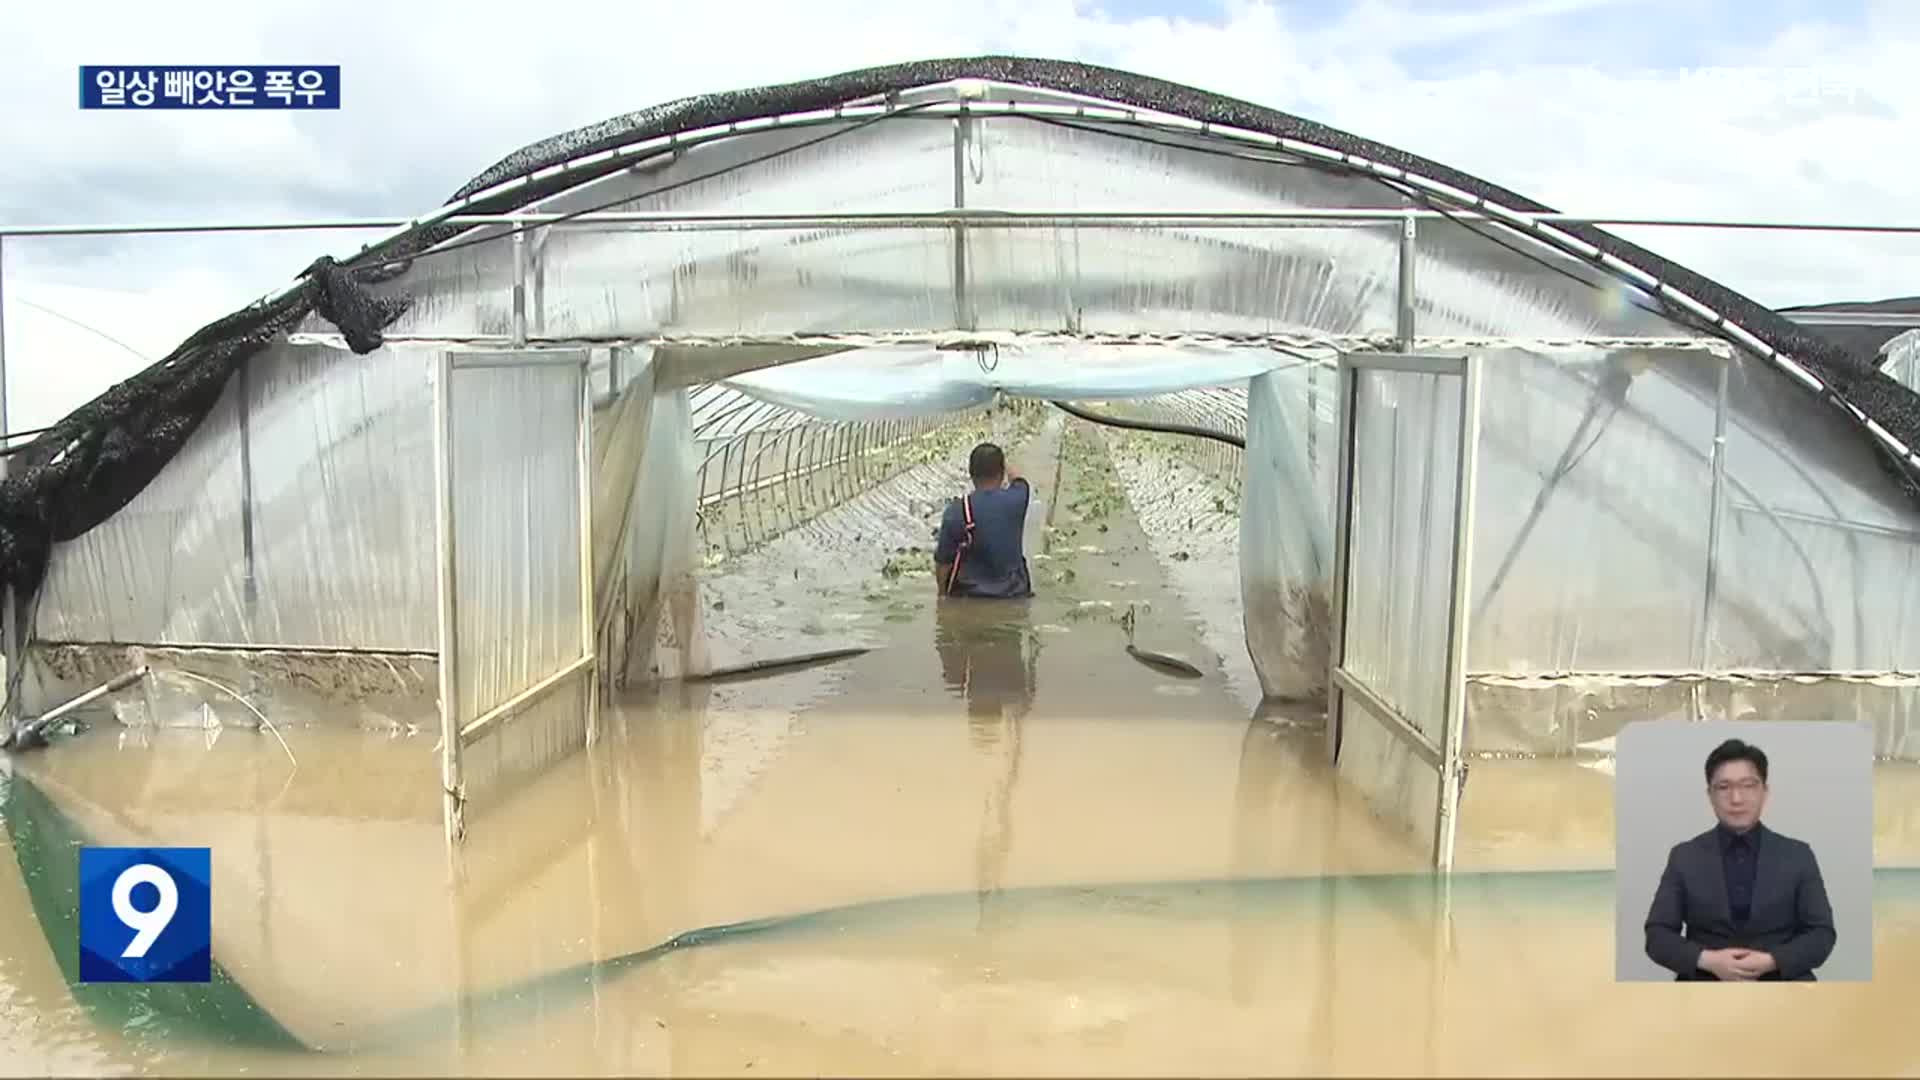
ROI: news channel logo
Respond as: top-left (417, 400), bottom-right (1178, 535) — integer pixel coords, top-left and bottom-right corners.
top-left (78, 66), bottom-right (340, 110)
top-left (78, 847), bottom-right (212, 984)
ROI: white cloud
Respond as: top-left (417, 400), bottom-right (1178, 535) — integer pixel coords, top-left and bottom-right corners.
top-left (0, 0), bottom-right (1913, 426)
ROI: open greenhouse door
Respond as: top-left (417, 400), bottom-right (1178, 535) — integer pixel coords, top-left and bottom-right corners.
top-left (433, 348), bottom-right (598, 853)
top-left (1326, 351), bottom-right (1481, 871)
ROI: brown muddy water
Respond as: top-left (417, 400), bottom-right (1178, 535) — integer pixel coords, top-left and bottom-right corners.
top-left (5, 416), bottom-right (1920, 1077)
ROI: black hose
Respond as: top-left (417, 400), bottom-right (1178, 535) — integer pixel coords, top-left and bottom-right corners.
top-left (1048, 400), bottom-right (1246, 448)
top-left (689, 646), bottom-right (871, 682)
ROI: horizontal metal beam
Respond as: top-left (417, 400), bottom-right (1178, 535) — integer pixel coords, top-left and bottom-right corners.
top-left (1467, 669), bottom-right (1920, 686)
top-left (1341, 351), bottom-right (1471, 376)
top-left (7, 208), bottom-right (1920, 238)
top-left (1779, 311), bottom-right (1920, 329)
top-left (33, 638), bottom-right (438, 658)
top-left (458, 652), bottom-right (595, 745)
top-left (1331, 667), bottom-right (1444, 769)
top-left (286, 329), bottom-right (1722, 354)
top-left (447, 349), bottom-right (592, 370)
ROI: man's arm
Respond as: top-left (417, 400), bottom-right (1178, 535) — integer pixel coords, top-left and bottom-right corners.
top-left (933, 502), bottom-right (960, 593)
top-left (1645, 847), bottom-right (1705, 976)
top-left (1769, 845), bottom-right (1837, 978)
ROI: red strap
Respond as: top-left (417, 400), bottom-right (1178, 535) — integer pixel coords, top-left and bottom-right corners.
top-left (943, 495), bottom-right (975, 597)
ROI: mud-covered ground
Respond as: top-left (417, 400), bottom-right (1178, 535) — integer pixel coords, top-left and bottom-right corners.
top-left (683, 408), bottom-right (1259, 834)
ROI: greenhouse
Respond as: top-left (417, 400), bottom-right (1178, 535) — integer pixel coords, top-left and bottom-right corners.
top-left (5, 55), bottom-right (1920, 873)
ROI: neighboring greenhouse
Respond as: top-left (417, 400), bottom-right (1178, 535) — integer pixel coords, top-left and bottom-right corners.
top-left (4, 56), bottom-right (1919, 866)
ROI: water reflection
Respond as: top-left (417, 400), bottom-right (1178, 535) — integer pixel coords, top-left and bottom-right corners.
top-left (933, 598), bottom-right (1039, 734)
top-left (933, 599), bottom-right (1039, 924)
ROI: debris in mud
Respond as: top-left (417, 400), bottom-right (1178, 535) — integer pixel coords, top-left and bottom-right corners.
top-left (1063, 600), bottom-right (1117, 622)
top-left (693, 646), bottom-right (872, 682)
top-left (1126, 645), bottom-right (1205, 679)
top-left (881, 548), bottom-right (934, 579)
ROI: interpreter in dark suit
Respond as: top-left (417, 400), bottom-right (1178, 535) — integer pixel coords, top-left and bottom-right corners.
top-left (1643, 738), bottom-right (1836, 981)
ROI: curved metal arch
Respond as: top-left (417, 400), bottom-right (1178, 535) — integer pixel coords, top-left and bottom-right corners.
top-left (365, 58), bottom-right (1914, 487)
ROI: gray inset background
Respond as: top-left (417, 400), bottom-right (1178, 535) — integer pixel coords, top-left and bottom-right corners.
top-left (1613, 720), bottom-right (1874, 982)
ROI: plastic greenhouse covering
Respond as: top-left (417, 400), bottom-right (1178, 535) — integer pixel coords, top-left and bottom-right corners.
top-left (11, 58), bottom-right (1920, 804)
top-left (1887, 331), bottom-right (1920, 393)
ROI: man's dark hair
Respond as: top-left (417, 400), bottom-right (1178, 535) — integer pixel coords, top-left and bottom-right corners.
top-left (1705, 738), bottom-right (1768, 784)
top-left (969, 442), bottom-right (1006, 482)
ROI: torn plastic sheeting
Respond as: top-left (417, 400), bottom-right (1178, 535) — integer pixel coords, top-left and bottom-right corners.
top-left (719, 342), bottom-right (1313, 422)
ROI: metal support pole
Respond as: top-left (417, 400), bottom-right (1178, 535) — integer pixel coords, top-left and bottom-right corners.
top-left (22, 666), bottom-right (149, 736)
top-left (578, 354), bottom-right (599, 747)
top-left (952, 110), bottom-right (974, 332)
top-left (1697, 355), bottom-right (1732, 699)
top-left (1436, 355), bottom-right (1482, 873)
top-left (237, 361), bottom-right (258, 619)
top-left (1325, 361), bottom-right (1359, 765)
top-left (0, 234), bottom-right (9, 447)
top-left (510, 227), bottom-right (529, 347)
top-left (531, 225), bottom-right (549, 340)
top-left (433, 352), bottom-right (466, 852)
top-left (1396, 214), bottom-right (1417, 351)
top-left (1, 238), bottom-right (11, 713)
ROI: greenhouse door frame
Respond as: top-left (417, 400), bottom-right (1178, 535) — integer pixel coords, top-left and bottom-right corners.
top-left (1326, 350), bottom-right (1482, 872)
top-left (432, 347), bottom-right (598, 852)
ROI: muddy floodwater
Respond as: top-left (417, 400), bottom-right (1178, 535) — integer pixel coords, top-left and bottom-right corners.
top-left (6, 417), bottom-right (1920, 1076)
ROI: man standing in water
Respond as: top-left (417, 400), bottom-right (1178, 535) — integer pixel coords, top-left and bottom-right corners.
top-left (1643, 738), bottom-right (1836, 981)
top-left (934, 442), bottom-right (1034, 599)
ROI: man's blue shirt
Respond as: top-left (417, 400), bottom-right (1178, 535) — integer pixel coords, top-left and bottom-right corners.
top-left (935, 478), bottom-right (1034, 598)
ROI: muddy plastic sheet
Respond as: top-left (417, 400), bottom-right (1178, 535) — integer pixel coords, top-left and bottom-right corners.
top-left (0, 768), bottom-right (308, 1055)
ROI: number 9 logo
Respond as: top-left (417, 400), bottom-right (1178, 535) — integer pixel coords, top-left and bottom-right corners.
top-left (111, 863), bottom-right (179, 958)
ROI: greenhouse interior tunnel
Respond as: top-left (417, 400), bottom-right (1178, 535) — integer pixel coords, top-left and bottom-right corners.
top-left (5, 54), bottom-right (1920, 1072)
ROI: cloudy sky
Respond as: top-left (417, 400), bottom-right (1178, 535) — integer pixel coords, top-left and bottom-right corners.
top-left (0, 0), bottom-right (1914, 430)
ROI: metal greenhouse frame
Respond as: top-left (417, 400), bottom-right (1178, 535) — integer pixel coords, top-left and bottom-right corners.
top-left (5, 61), bottom-right (1920, 872)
